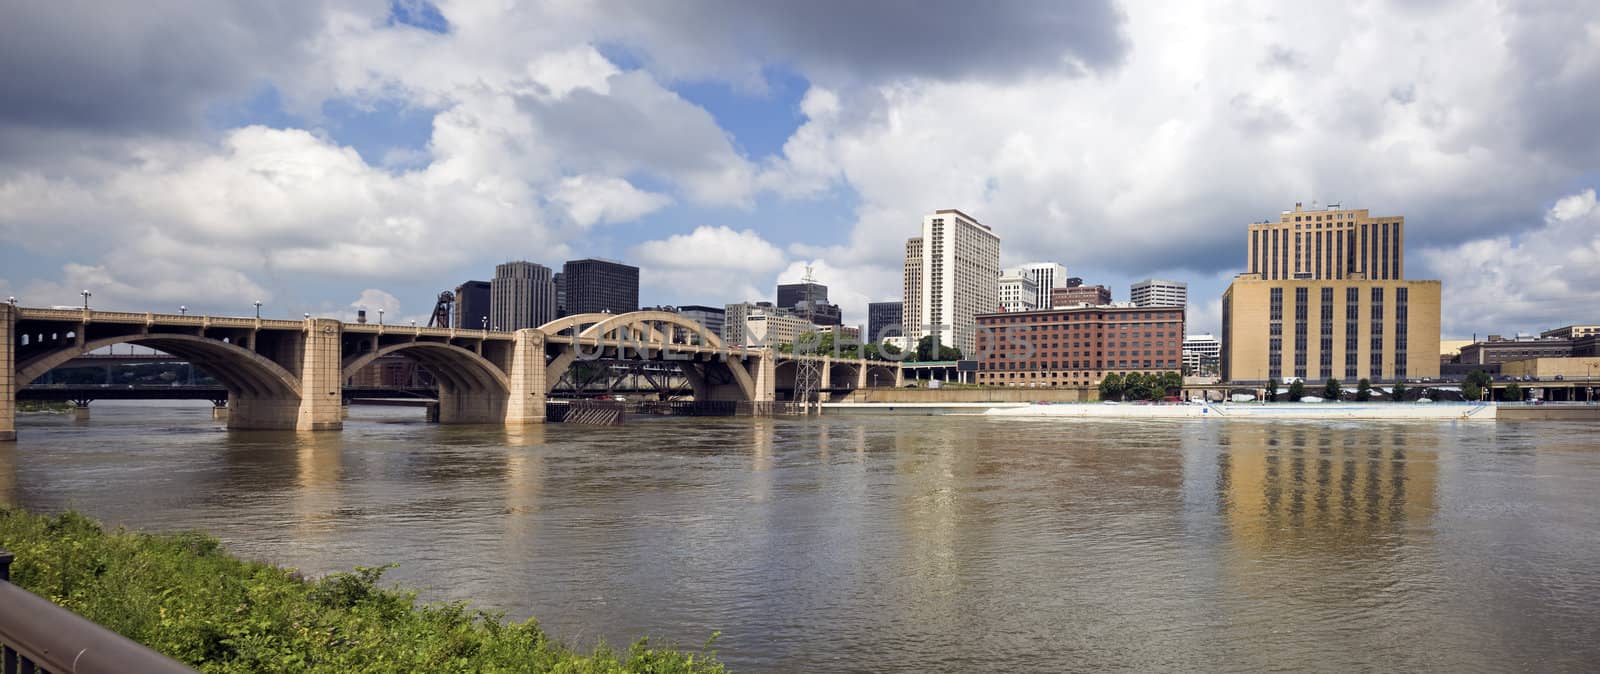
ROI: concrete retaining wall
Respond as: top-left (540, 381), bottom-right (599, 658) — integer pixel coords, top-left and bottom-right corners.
top-left (1498, 406), bottom-right (1600, 421)
top-left (841, 387), bottom-right (1096, 404)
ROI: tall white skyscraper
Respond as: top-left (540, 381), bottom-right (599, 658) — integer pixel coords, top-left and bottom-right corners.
top-left (1007, 262), bottom-right (1068, 309)
top-left (902, 209), bottom-right (1001, 356)
top-left (1130, 278), bottom-right (1188, 308)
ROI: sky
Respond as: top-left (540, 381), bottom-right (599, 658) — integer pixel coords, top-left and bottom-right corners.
top-left (2, 0), bottom-right (1597, 339)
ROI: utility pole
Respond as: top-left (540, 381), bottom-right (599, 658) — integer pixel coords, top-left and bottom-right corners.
top-left (793, 266), bottom-right (823, 415)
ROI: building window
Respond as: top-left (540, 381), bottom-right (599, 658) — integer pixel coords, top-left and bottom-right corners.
top-left (1294, 287), bottom-right (1308, 379)
top-left (1370, 287), bottom-right (1385, 378)
top-left (1320, 287), bottom-right (1334, 378)
top-left (1345, 287), bottom-right (1359, 379)
top-left (1396, 287), bottom-right (1409, 380)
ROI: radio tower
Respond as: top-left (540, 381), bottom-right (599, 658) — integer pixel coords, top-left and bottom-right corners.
top-left (793, 266), bottom-right (822, 414)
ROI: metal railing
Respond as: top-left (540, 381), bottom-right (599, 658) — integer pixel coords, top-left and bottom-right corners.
top-left (0, 550), bottom-right (197, 674)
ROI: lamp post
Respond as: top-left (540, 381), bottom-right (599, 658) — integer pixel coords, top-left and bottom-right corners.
top-left (254, 301), bottom-right (262, 319)
top-left (6, 296), bottom-right (15, 306)
top-left (81, 289), bottom-right (91, 310)
top-left (481, 316), bottom-right (488, 331)
top-left (378, 309), bottom-right (385, 325)
top-left (179, 305), bottom-right (187, 316)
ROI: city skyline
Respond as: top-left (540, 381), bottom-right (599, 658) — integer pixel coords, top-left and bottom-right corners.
top-left (1, 1), bottom-right (1597, 339)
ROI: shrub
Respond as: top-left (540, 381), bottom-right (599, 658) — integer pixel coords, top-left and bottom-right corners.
top-left (0, 508), bottom-right (723, 674)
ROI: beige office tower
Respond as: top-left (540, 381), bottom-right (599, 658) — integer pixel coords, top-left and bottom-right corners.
top-left (902, 209), bottom-right (1000, 357)
top-left (1224, 203), bottom-right (1440, 384)
top-left (902, 237), bottom-right (923, 346)
top-left (1246, 202), bottom-right (1405, 281)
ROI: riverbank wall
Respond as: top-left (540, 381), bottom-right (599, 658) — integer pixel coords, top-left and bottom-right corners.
top-left (839, 387), bottom-right (1096, 403)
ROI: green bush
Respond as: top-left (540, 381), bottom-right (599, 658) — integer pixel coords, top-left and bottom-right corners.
top-left (0, 508), bottom-right (724, 673)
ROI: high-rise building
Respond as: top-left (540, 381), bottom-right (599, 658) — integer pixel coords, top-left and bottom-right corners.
top-left (553, 272), bottom-right (566, 316)
top-left (867, 301), bottom-right (903, 343)
top-left (453, 280), bottom-right (491, 330)
top-left (490, 261), bottom-right (557, 330)
top-left (777, 282), bottom-right (827, 310)
top-left (777, 280), bottom-right (841, 326)
top-left (675, 305), bottom-right (726, 341)
top-left (1183, 333), bottom-right (1221, 374)
top-left (1131, 279), bottom-right (1188, 308)
top-left (561, 258), bottom-right (639, 315)
top-left (1223, 204), bottom-right (1439, 383)
top-left (1246, 202), bottom-right (1405, 281)
top-left (902, 209), bottom-right (1001, 356)
top-left (1050, 281), bottom-right (1112, 308)
top-left (975, 304), bottom-right (1185, 387)
top-left (902, 237), bottom-right (923, 345)
top-left (997, 271), bottom-right (1039, 312)
top-left (1008, 262), bottom-right (1068, 309)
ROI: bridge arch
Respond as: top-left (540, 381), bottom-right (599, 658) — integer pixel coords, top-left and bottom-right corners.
top-left (16, 334), bottom-right (301, 399)
top-left (575, 310), bottom-right (725, 350)
top-left (341, 342), bottom-right (509, 394)
top-left (535, 313), bottom-right (616, 337)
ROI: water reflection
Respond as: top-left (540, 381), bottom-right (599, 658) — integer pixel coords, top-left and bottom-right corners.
top-left (1219, 422), bottom-right (1437, 548)
top-left (6, 407), bottom-right (1600, 672)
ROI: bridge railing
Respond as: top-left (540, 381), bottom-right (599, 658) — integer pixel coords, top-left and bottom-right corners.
top-left (0, 550), bottom-right (198, 674)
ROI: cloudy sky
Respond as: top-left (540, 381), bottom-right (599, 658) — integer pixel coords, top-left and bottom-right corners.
top-left (2, 0), bottom-right (1596, 338)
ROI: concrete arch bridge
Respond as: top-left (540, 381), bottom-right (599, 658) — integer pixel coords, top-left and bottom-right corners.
top-left (2, 305), bottom-right (899, 439)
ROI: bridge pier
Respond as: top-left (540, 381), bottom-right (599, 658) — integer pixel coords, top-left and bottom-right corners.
top-left (504, 329), bottom-right (546, 425)
top-left (1, 303), bottom-right (13, 441)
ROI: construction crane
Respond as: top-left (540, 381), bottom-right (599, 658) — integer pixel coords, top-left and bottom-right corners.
top-left (427, 291), bottom-right (455, 328)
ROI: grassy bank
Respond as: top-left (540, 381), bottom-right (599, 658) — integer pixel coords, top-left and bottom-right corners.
top-left (0, 508), bottom-right (724, 673)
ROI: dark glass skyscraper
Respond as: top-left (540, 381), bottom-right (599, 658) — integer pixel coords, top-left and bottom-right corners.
top-left (868, 301), bottom-right (903, 343)
top-left (561, 259), bottom-right (639, 315)
top-left (454, 280), bottom-right (491, 330)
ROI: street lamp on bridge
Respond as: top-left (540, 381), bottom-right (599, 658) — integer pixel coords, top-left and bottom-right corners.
top-left (179, 305), bottom-right (187, 316)
top-left (378, 309), bottom-right (385, 324)
top-left (254, 301), bottom-right (262, 319)
top-left (80, 290), bottom-right (91, 310)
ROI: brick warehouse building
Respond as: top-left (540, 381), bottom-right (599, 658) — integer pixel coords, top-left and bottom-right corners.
top-left (975, 305), bottom-right (1185, 387)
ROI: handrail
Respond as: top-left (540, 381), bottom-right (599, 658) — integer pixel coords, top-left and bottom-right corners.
top-left (0, 550), bottom-right (197, 674)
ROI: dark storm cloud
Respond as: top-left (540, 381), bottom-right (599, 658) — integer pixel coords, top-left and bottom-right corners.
top-left (603, 0), bottom-right (1129, 83)
top-left (1502, 0), bottom-right (1600, 168)
top-left (0, 1), bottom-right (332, 135)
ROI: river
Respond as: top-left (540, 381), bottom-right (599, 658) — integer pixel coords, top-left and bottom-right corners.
top-left (4, 402), bottom-right (1599, 672)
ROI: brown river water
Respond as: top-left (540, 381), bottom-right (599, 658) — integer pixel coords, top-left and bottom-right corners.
top-left (4, 401), bottom-right (1599, 672)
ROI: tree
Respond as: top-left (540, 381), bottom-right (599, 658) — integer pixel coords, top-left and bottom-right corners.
top-left (1098, 373), bottom-right (1125, 401)
top-left (1462, 382), bottom-right (1482, 402)
top-left (1356, 378), bottom-right (1372, 402)
top-left (1155, 371), bottom-right (1183, 399)
top-left (1466, 369), bottom-right (1493, 390)
top-left (1124, 372), bottom-right (1154, 401)
top-left (1504, 382), bottom-right (1522, 401)
top-left (1391, 380), bottom-right (1408, 402)
top-left (1324, 377), bottom-right (1341, 401)
top-left (1265, 377), bottom-right (1279, 402)
top-left (912, 335), bottom-right (963, 362)
top-left (1287, 379), bottom-right (1306, 402)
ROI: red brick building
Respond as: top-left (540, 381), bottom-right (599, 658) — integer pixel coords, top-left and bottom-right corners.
top-left (1049, 284), bottom-right (1112, 307)
top-left (975, 305), bottom-right (1185, 387)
